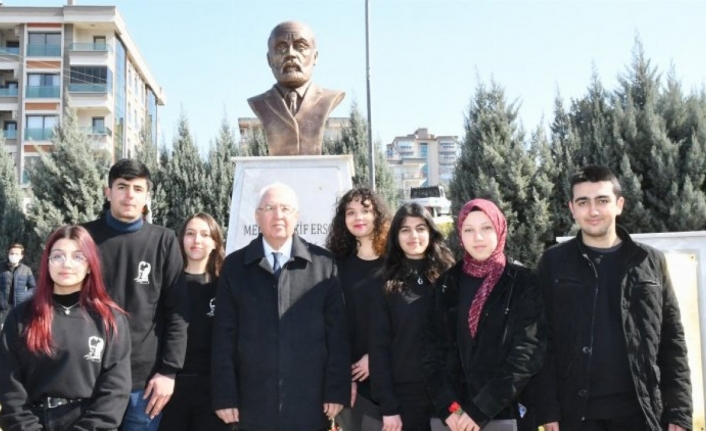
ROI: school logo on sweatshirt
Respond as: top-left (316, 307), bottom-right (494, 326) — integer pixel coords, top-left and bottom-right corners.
top-left (84, 336), bottom-right (105, 363)
top-left (135, 261), bottom-right (151, 285)
top-left (207, 298), bottom-right (215, 317)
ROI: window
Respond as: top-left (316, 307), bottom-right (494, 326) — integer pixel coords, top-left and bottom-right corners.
top-left (27, 33), bottom-right (61, 56)
top-left (27, 73), bottom-right (60, 87)
top-left (92, 117), bottom-right (105, 134)
top-left (70, 67), bottom-right (109, 84)
top-left (25, 115), bottom-right (58, 140)
top-left (93, 36), bottom-right (107, 51)
top-left (3, 121), bottom-right (17, 139)
top-left (70, 67), bottom-right (111, 92)
top-left (22, 155), bottom-right (40, 184)
top-left (420, 143), bottom-right (428, 158)
top-left (26, 74), bottom-right (60, 98)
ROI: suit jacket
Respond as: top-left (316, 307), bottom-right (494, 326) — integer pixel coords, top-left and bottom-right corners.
top-left (211, 233), bottom-right (350, 431)
top-left (248, 83), bottom-right (345, 155)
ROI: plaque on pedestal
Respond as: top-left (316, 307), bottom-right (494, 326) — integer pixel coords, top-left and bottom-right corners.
top-left (225, 155), bottom-right (354, 254)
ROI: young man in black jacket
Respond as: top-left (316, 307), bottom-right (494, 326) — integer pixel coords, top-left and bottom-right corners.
top-left (83, 159), bottom-right (187, 431)
top-left (534, 165), bottom-right (691, 431)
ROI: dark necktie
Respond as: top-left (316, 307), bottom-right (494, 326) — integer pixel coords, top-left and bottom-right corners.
top-left (286, 91), bottom-right (298, 115)
top-left (272, 252), bottom-right (283, 279)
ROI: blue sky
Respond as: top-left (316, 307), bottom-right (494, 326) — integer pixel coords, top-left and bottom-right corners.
top-left (12, 0), bottom-right (706, 153)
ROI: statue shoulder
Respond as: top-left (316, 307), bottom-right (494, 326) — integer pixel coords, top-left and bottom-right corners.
top-left (248, 86), bottom-right (278, 105)
top-left (310, 84), bottom-right (345, 109)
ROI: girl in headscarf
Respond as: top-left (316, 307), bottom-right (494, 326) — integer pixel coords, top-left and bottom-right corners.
top-left (421, 199), bottom-right (546, 431)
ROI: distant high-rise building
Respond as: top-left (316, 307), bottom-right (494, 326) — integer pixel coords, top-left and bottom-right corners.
top-left (0, 4), bottom-right (165, 185)
top-left (386, 127), bottom-right (459, 198)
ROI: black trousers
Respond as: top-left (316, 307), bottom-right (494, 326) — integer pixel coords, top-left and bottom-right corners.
top-left (395, 382), bottom-right (433, 431)
top-left (31, 401), bottom-right (95, 431)
top-left (159, 374), bottom-right (235, 431)
top-left (577, 412), bottom-right (648, 431)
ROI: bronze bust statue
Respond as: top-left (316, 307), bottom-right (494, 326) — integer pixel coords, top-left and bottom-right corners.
top-left (248, 21), bottom-right (345, 156)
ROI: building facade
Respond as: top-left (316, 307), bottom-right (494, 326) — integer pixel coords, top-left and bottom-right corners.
top-left (0, 4), bottom-right (165, 185)
top-left (386, 127), bottom-right (459, 198)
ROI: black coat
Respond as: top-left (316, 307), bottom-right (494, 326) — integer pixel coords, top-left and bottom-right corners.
top-left (421, 261), bottom-right (546, 429)
top-left (211, 234), bottom-right (350, 431)
top-left (532, 227), bottom-right (692, 431)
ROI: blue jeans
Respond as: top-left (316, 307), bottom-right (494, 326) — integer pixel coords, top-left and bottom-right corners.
top-left (120, 389), bottom-right (162, 431)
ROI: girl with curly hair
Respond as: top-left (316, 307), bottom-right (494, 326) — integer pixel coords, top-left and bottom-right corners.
top-left (326, 187), bottom-right (391, 431)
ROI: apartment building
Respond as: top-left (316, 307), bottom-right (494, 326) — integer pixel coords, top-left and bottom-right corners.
top-left (0, 3), bottom-right (165, 184)
top-left (386, 128), bottom-right (459, 199)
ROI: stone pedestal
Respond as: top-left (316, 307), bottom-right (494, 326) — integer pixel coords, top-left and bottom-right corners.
top-left (225, 155), bottom-right (354, 254)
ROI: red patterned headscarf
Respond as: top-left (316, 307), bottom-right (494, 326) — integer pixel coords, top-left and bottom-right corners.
top-left (457, 199), bottom-right (507, 337)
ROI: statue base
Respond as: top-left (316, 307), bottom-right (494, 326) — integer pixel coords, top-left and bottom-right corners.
top-left (225, 155), bottom-right (354, 254)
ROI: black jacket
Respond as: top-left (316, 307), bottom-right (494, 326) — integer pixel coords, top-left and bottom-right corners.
top-left (0, 261), bottom-right (35, 309)
top-left (421, 261), bottom-right (545, 428)
top-left (211, 234), bottom-right (350, 431)
top-left (368, 269), bottom-right (432, 416)
top-left (532, 227), bottom-right (692, 430)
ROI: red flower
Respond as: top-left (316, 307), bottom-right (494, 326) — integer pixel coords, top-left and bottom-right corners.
top-left (449, 401), bottom-right (462, 414)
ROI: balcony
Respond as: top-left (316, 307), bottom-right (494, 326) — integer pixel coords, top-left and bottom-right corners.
top-left (26, 86), bottom-right (60, 98)
top-left (68, 83), bottom-right (109, 93)
top-left (27, 44), bottom-right (61, 57)
top-left (24, 128), bottom-right (54, 141)
top-left (3, 129), bottom-right (17, 139)
top-left (81, 126), bottom-right (113, 149)
top-left (0, 88), bottom-right (18, 97)
top-left (81, 126), bottom-right (112, 137)
top-left (69, 43), bottom-right (112, 53)
top-left (0, 47), bottom-right (19, 56)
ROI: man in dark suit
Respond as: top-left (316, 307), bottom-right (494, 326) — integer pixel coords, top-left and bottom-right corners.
top-left (212, 182), bottom-right (350, 431)
top-left (248, 21), bottom-right (345, 156)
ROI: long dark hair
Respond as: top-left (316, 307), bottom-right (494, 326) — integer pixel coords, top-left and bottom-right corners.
top-left (25, 225), bottom-right (123, 356)
top-left (178, 213), bottom-right (225, 282)
top-left (383, 203), bottom-right (454, 293)
top-left (326, 187), bottom-right (391, 259)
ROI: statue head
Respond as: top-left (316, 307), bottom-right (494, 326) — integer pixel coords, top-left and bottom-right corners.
top-left (267, 21), bottom-right (318, 89)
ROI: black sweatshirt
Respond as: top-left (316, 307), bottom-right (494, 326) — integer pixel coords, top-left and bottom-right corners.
top-left (83, 217), bottom-right (187, 389)
top-left (338, 255), bottom-right (384, 399)
top-left (182, 273), bottom-right (218, 375)
top-left (369, 259), bottom-right (432, 416)
top-left (338, 255), bottom-right (384, 360)
top-left (0, 296), bottom-right (132, 431)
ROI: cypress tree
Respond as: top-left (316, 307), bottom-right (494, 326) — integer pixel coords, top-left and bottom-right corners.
top-left (326, 102), bottom-right (398, 209)
top-left (135, 123), bottom-right (168, 225)
top-left (28, 101), bottom-right (109, 241)
top-left (162, 111), bottom-right (208, 231)
top-left (0, 135), bottom-right (28, 256)
top-left (206, 116), bottom-right (239, 228)
top-left (449, 79), bottom-right (549, 265)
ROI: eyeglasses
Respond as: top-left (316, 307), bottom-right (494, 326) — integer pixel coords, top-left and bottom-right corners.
top-left (48, 253), bottom-right (87, 267)
top-left (257, 204), bottom-right (297, 215)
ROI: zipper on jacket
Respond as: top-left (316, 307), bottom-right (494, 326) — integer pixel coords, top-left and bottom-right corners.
top-left (581, 253), bottom-right (599, 420)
